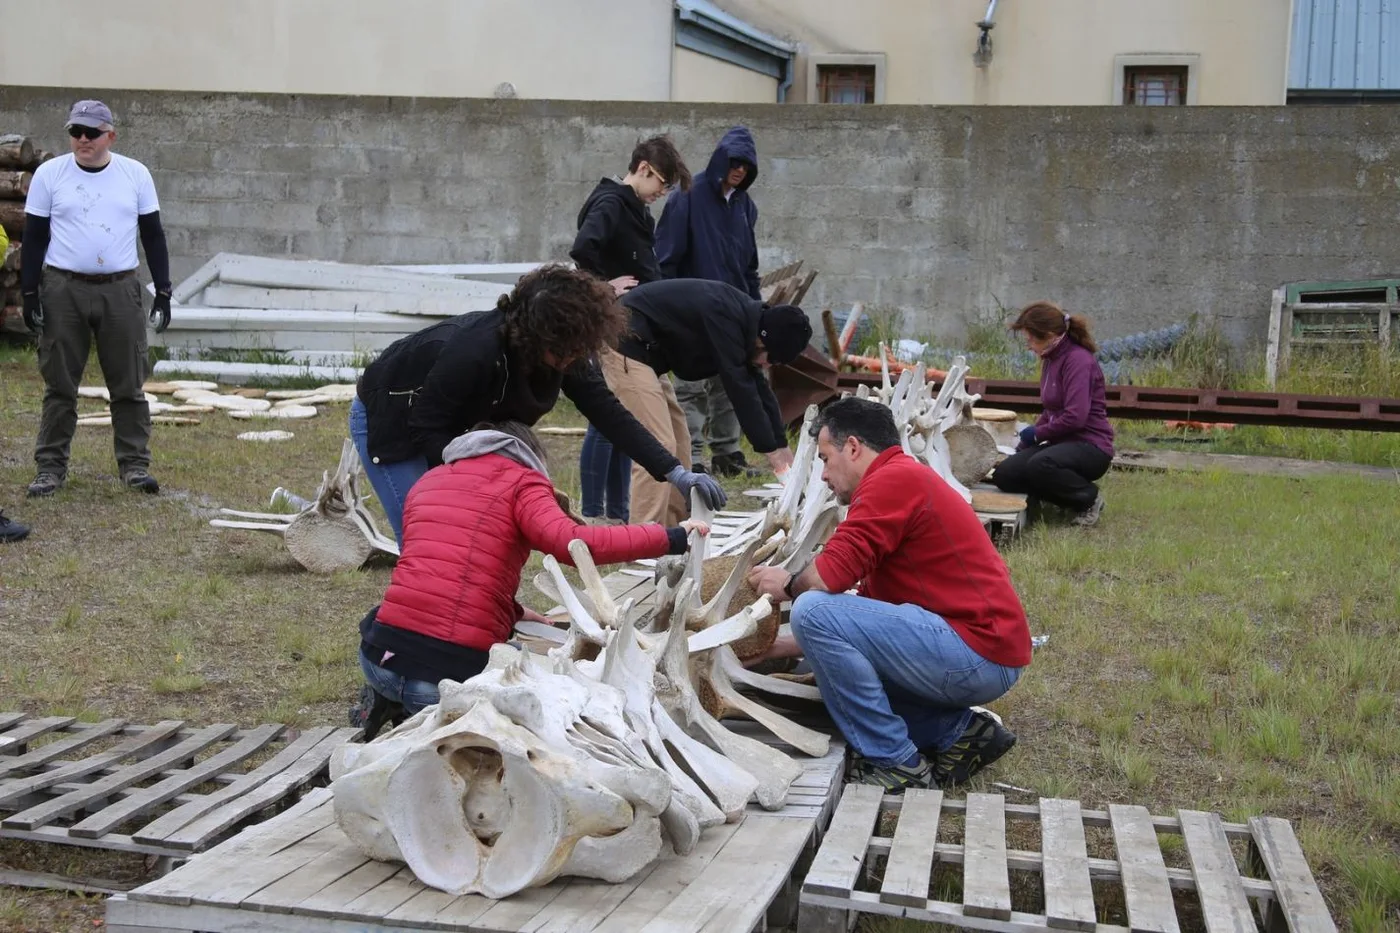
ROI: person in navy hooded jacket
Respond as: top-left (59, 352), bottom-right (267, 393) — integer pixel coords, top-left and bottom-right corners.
top-left (655, 127), bottom-right (764, 478)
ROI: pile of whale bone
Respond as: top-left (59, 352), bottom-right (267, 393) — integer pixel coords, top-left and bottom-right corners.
top-left (209, 438), bottom-right (399, 572)
top-left (324, 354), bottom-right (1002, 899)
top-left (327, 474), bottom-right (837, 898)
top-left (72, 380), bottom-right (357, 429)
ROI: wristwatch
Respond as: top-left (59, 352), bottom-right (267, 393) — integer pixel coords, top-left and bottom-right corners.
top-left (782, 573), bottom-right (797, 600)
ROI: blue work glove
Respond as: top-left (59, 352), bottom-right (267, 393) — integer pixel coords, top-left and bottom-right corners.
top-left (667, 464), bottom-right (727, 510)
top-left (1018, 426), bottom-right (1038, 448)
top-left (149, 291), bottom-right (172, 334)
top-left (21, 291), bottom-right (43, 335)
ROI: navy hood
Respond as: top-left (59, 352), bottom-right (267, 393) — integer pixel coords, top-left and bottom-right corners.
top-left (704, 126), bottom-right (758, 194)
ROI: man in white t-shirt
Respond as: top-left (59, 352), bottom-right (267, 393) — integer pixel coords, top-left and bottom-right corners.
top-left (20, 100), bottom-right (173, 497)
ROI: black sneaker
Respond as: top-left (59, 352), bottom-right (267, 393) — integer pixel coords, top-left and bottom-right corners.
top-left (122, 468), bottom-right (160, 494)
top-left (26, 472), bottom-right (62, 498)
top-left (927, 711), bottom-right (1017, 787)
top-left (850, 754), bottom-right (933, 794)
top-left (711, 452), bottom-right (764, 478)
top-left (349, 684), bottom-right (405, 742)
top-left (0, 511), bottom-right (30, 543)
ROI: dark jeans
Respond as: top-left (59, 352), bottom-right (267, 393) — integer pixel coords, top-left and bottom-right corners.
top-left (579, 424), bottom-right (631, 521)
top-left (991, 441), bottom-right (1111, 512)
top-left (35, 270), bottom-right (151, 477)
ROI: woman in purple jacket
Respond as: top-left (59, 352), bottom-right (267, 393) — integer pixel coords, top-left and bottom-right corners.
top-left (991, 301), bottom-right (1115, 527)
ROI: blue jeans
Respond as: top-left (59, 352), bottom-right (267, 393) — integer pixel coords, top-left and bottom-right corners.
top-left (349, 397), bottom-right (429, 546)
top-left (359, 648), bottom-right (441, 716)
top-left (579, 424), bottom-right (631, 521)
top-left (790, 591), bottom-right (1023, 767)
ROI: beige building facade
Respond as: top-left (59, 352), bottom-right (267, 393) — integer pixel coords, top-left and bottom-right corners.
top-left (2, 0), bottom-right (1293, 106)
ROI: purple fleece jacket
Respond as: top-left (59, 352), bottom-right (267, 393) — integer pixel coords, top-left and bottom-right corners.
top-left (1034, 338), bottom-right (1115, 456)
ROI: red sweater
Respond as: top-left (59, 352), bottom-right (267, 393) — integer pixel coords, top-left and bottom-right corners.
top-left (813, 449), bottom-right (1032, 667)
top-left (376, 453), bottom-right (674, 653)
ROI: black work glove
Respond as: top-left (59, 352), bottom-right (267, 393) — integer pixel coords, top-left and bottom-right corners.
top-left (150, 291), bottom-right (172, 334)
top-left (21, 291), bottom-right (43, 335)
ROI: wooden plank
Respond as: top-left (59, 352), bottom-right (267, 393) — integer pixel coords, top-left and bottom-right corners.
top-left (802, 783), bottom-right (883, 897)
top-left (216, 254), bottom-right (517, 297)
top-left (387, 885), bottom-right (489, 930)
top-left (133, 725), bottom-right (342, 846)
top-left (0, 712), bottom-right (28, 734)
top-left (963, 792), bottom-right (1012, 920)
top-left (242, 833), bottom-right (373, 912)
top-left (465, 875), bottom-right (570, 931)
top-left (292, 855), bottom-right (404, 919)
top-left (805, 887), bottom-right (1136, 933)
top-left (882, 796), bottom-right (1254, 841)
top-left (0, 718), bottom-right (123, 779)
top-left (343, 867), bottom-right (432, 921)
top-left (3, 723), bottom-right (236, 831)
top-left (637, 813), bottom-right (813, 933)
top-left (1265, 287), bottom-right (1286, 388)
top-left (591, 817), bottom-right (742, 933)
top-left (1109, 803), bottom-right (1181, 933)
top-left (142, 799), bottom-right (338, 907)
top-left (159, 726), bottom-right (350, 851)
top-left (1248, 816), bottom-right (1337, 933)
top-left (70, 724), bottom-right (283, 839)
top-left (1178, 809), bottom-right (1256, 933)
top-left (1040, 798), bottom-right (1097, 932)
top-left (0, 721), bottom-right (180, 805)
top-left (879, 787), bottom-right (941, 907)
top-left (200, 282), bottom-right (498, 313)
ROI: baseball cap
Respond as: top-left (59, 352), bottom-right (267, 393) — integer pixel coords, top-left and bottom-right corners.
top-left (67, 100), bottom-right (114, 129)
top-left (758, 304), bottom-right (813, 365)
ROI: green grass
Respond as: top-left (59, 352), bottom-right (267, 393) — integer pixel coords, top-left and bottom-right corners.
top-left (3, 337), bottom-right (1399, 930)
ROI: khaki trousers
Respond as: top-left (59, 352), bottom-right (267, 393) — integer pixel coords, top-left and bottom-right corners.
top-left (599, 348), bottom-right (690, 526)
top-left (35, 270), bottom-right (152, 478)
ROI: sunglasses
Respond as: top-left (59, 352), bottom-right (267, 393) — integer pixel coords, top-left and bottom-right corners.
top-left (68, 126), bottom-right (107, 140)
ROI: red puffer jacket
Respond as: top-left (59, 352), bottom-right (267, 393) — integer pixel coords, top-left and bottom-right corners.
top-left (375, 452), bottom-right (671, 652)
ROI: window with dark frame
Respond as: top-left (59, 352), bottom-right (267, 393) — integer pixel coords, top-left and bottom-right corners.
top-left (1124, 65), bottom-right (1189, 105)
top-left (817, 64), bottom-right (877, 104)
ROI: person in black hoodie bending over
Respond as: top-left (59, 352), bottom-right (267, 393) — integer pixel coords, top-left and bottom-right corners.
top-left (570, 135), bottom-right (691, 525)
top-left (655, 127), bottom-right (763, 479)
top-left (602, 278), bottom-right (810, 525)
top-left (350, 264), bottom-right (725, 544)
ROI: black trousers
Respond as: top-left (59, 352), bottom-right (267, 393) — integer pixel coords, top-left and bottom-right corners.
top-left (991, 441), bottom-right (1111, 512)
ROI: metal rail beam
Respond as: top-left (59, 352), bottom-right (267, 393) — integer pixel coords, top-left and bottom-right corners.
top-left (831, 373), bottom-right (1400, 432)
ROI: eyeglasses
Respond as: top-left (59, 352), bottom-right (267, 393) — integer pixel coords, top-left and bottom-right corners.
top-left (646, 165), bottom-right (674, 194)
top-left (68, 126), bottom-right (107, 140)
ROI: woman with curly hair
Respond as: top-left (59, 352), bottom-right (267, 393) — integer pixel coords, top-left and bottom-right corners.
top-left (351, 263), bottom-right (724, 543)
top-left (990, 301), bottom-right (1114, 527)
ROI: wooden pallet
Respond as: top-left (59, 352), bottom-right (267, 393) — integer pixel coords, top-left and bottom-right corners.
top-left (800, 785), bottom-right (1337, 933)
top-left (0, 712), bottom-right (359, 864)
top-left (106, 724), bottom-right (847, 933)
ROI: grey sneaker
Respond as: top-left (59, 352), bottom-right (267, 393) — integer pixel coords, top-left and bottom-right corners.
top-left (1071, 493), bottom-right (1105, 527)
top-left (0, 511), bottom-right (30, 542)
top-left (122, 468), bottom-right (160, 495)
top-left (26, 472), bottom-right (62, 498)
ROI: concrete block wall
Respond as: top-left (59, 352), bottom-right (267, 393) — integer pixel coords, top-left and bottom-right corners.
top-left (3, 88), bottom-right (1398, 346)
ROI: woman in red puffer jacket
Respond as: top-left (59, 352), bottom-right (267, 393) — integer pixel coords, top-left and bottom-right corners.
top-left (352, 420), bottom-right (704, 736)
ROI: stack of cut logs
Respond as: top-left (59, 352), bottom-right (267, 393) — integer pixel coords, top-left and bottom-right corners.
top-left (1, 134), bottom-right (55, 333)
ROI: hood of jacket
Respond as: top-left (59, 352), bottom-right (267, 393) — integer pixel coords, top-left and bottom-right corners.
top-left (575, 177), bottom-right (648, 230)
top-left (704, 126), bottom-right (758, 195)
top-left (441, 429), bottom-right (549, 479)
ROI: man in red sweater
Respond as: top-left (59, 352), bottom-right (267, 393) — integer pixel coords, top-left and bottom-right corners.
top-left (748, 398), bottom-right (1031, 792)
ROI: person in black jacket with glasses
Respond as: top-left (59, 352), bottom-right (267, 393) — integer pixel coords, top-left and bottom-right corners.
top-left (349, 264), bottom-right (725, 544)
top-left (569, 135), bottom-right (691, 525)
